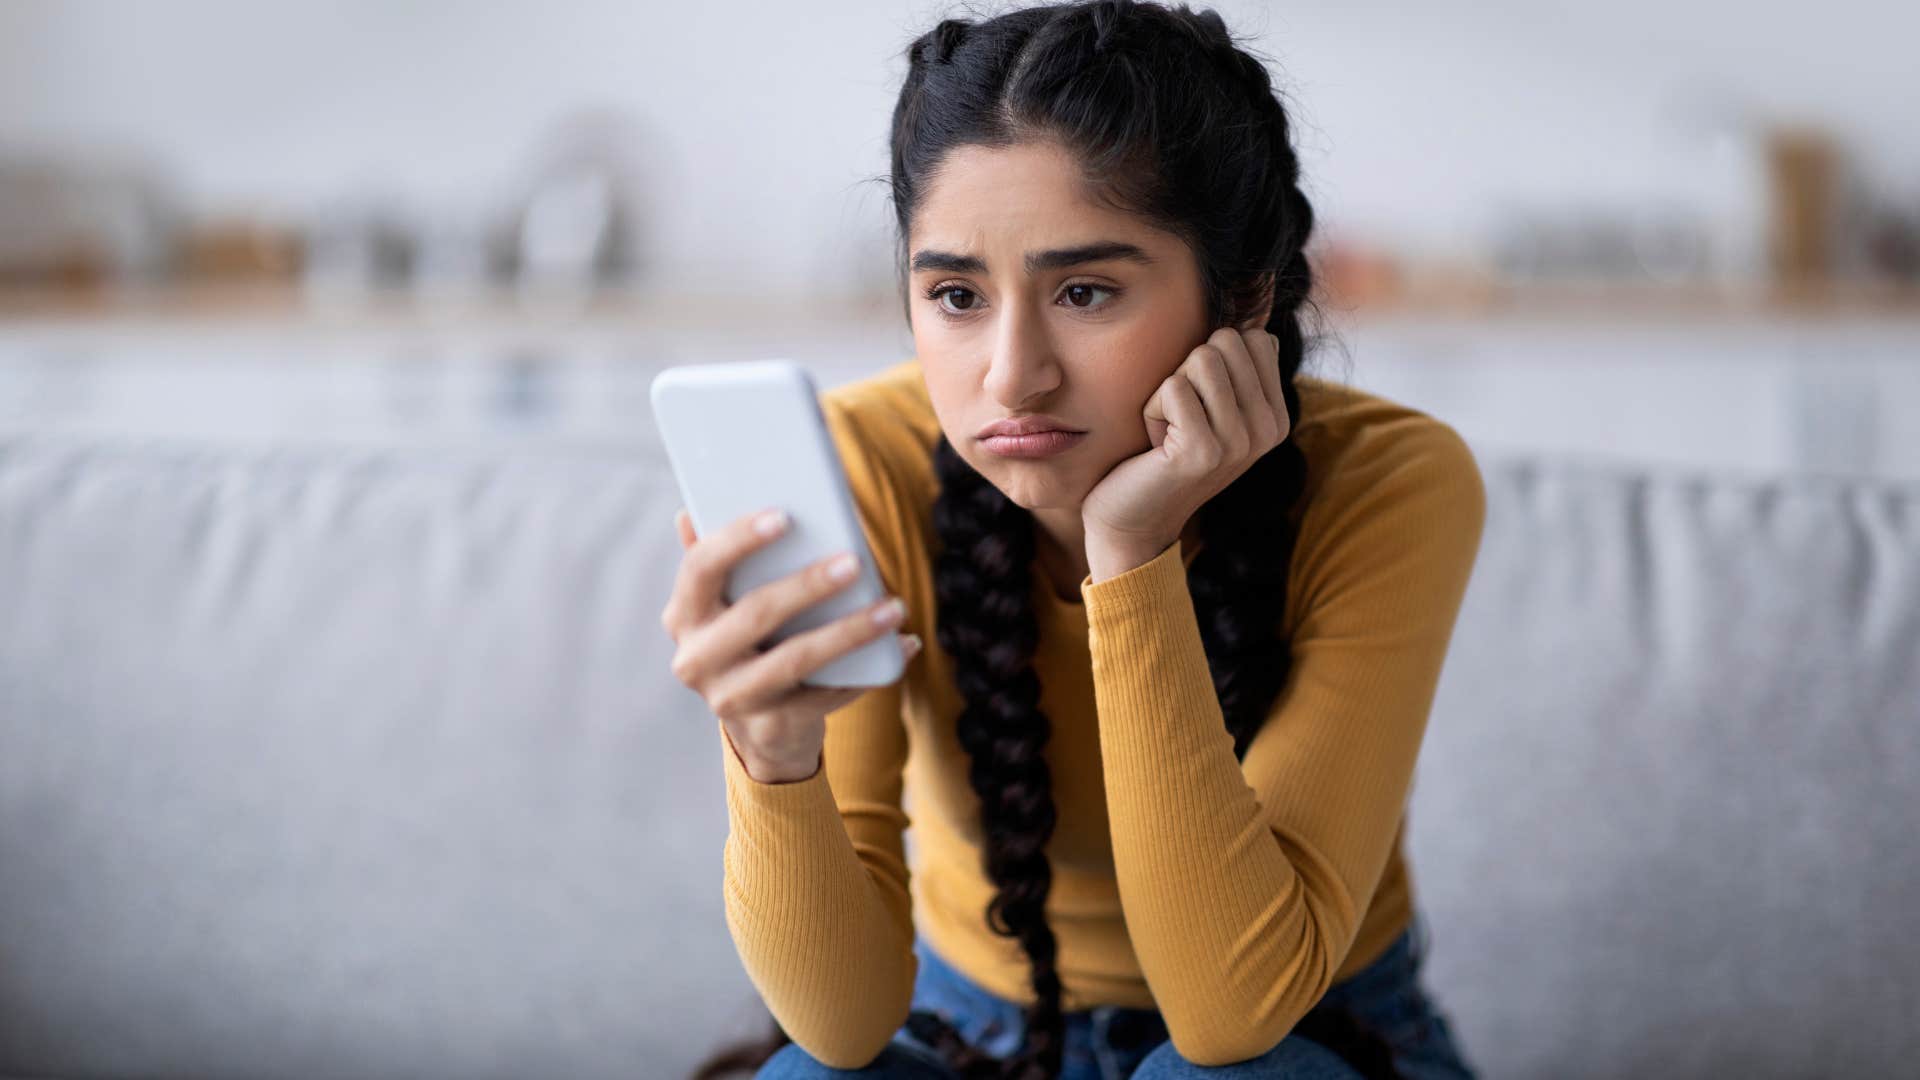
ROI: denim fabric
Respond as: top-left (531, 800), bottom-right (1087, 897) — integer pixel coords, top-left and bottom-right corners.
top-left (755, 909), bottom-right (1478, 1080)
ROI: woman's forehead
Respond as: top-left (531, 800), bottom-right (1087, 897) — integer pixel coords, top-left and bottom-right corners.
top-left (911, 150), bottom-right (1178, 263)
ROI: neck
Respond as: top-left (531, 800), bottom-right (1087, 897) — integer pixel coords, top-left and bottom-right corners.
top-left (1031, 506), bottom-right (1089, 599)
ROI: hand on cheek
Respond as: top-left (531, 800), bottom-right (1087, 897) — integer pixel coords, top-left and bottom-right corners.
top-left (1081, 326), bottom-right (1291, 574)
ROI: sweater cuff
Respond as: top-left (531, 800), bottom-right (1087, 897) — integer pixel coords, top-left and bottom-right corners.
top-left (1078, 535), bottom-right (1187, 612)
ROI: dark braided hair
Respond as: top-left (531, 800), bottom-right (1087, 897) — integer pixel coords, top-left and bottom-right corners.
top-left (689, 2), bottom-right (1400, 1077)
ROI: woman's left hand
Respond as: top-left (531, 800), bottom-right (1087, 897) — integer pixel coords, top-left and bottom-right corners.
top-left (1081, 326), bottom-right (1292, 571)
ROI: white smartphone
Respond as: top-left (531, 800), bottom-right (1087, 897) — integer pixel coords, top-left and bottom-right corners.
top-left (649, 359), bottom-right (906, 689)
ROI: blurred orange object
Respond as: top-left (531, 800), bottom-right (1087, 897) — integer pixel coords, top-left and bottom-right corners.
top-left (1766, 126), bottom-right (1839, 293)
top-left (1313, 236), bottom-right (1402, 311)
top-left (180, 219), bottom-right (304, 282)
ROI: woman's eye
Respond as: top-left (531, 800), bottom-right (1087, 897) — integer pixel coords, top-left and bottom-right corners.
top-left (937, 287), bottom-right (979, 314)
top-left (1062, 283), bottom-right (1114, 309)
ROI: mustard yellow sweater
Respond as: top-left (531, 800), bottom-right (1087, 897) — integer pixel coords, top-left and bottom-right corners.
top-left (715, 357), bottom-right (1487, 1067)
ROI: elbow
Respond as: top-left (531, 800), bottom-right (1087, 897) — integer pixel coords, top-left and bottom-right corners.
top-left (856, 995), bottom-right (919, 1070)
top-left (1219, 1016), bottom-right (1323, 1069)
top-left (1164, 1019), bottom-right (1314, 1070)
top-left (1167, 1003), bottom-right (1336, 1069)
top-left (1161, 932), bottom-right (1344, 1067)
top-left (802, 1007), bottom-right (914, 1071)
top-left (786, 976), bottom-right (916, 1070)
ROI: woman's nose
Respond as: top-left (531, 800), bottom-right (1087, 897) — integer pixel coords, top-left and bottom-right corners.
top-left (984, 300), bottom-right (1062, 404)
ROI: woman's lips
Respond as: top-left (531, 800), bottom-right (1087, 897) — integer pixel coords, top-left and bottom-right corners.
top-left (979, 430), bottom-right (1088, 458)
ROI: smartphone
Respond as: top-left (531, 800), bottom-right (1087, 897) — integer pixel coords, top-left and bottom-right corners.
top-left (649, 359), bottom-right (905, 689)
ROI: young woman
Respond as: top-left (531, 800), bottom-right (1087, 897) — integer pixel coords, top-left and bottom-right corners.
top-left (665, 2), bottom-right (1486, 1077)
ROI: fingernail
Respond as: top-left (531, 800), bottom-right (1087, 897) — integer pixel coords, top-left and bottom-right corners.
top-left (754, 509), bottom-right (789, 536)
top-left (828, 552), bottom-right (858, 581)
top-left (872, 597), bottom-right (906, 626)
top-left (901, 632), bottom-right (922, 656)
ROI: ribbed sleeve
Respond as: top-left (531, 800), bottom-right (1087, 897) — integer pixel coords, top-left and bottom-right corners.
top-left (1079, 419), bottom-right (1488, 1065)
top-left (716, 693), bottom-right (917, 1068)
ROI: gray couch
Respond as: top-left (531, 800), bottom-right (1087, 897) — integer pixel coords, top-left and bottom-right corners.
top-left (1, 430), bottom-right (1915, 1080)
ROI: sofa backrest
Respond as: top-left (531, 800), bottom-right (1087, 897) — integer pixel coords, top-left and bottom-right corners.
top-left (1416, 454), bottom-right (1920, 1077)
top-left (0, 435), bottom-right (1914, 1079)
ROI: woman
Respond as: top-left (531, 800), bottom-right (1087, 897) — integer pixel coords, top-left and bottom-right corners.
top-left (664, 2), bottom-right (1486, 1077)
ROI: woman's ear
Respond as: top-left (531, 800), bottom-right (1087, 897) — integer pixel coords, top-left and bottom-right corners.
top-left (1236, 272), bottom-right (1276, 330)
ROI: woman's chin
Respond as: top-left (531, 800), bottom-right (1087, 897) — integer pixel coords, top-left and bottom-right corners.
top-left (995, 479), bottom-right (1093, 515)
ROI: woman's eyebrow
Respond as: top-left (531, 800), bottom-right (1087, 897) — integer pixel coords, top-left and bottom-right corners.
top-left (910, 241), bottom-right (1156, 275)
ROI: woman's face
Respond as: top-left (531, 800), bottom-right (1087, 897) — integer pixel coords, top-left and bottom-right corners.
top-left (907, 138), bottom-right (1213, 516)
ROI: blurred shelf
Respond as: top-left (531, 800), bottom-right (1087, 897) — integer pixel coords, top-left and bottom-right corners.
top-left (1320, 279), bottom-right (1920, 325)
top-left (3, 279), bottom-right (1920, 331)
top-left (0, 283), bottom-right (906, 332)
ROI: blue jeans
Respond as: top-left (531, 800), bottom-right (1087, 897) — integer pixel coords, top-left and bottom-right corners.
top-left (755, 910), bottom-right (1478, 1079)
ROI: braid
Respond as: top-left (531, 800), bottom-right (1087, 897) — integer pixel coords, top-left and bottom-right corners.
top-left (1197, 195), bottom-right (1316, 760)
top-left (913, 431), bottom-right (1068, 1080)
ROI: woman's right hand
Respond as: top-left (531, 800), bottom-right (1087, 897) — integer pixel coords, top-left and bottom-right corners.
top-left (660, 506), bottom-right (922, 783)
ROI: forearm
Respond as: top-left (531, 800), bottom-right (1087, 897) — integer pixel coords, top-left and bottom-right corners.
top-left (1082, 543), bottom-right (1353, 1063)
top-left (716, 723), bottom-right (917, 1067)
top-left (1097, 675), bottom-right (1345, 1062)
top-left (1080, 417), bottom-right (1487, 1064)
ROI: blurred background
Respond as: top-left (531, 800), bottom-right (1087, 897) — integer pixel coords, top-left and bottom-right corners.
top-left (1, 0), bottom-right (1916, 472)
top-left (2, 4), bottom-right (1919, 1079)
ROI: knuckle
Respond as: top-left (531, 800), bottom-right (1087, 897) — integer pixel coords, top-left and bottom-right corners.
top-left (744, 591), bottom-right (784, 636)
top-left (775, 650), bottom-right (808, 688)
top-left (771, 650), bottom-right (806, 686)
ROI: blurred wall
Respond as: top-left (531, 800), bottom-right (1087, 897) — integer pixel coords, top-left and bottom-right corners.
top-left (0, 0), bottom-right (1914, 297)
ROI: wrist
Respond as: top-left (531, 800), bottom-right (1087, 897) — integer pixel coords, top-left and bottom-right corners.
top-left (722, 724), bottom-right (822, 784)
top-left (745, 750), bottom-right (822, 785)
top-left (1085, 528), bottom-right (1177, 584)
